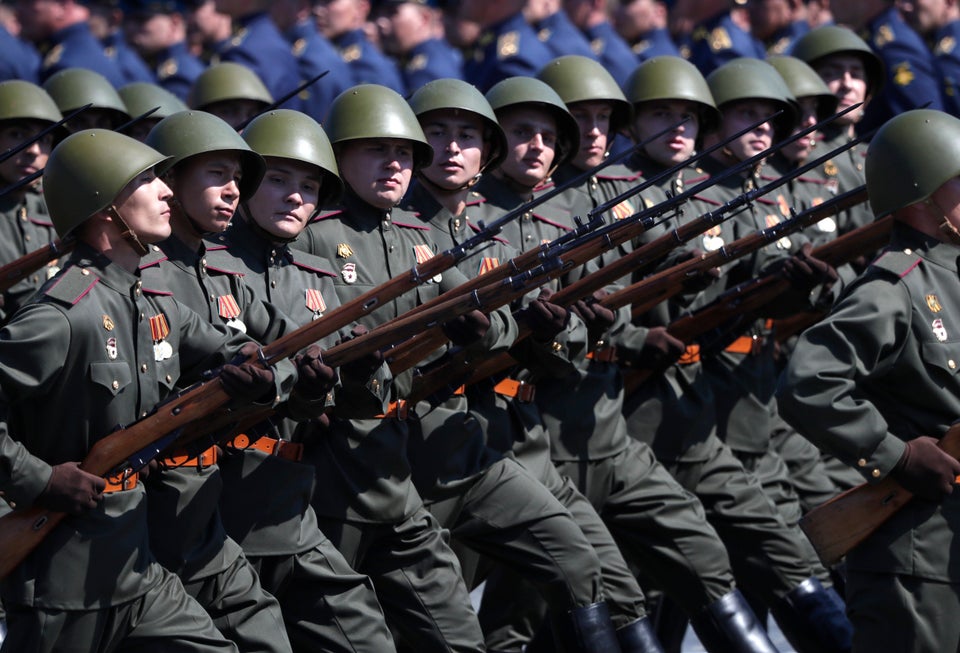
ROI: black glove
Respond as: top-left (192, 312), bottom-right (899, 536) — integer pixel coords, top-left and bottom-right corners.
top-left (220, 342), bottom-right (276, 403)
top-left (571, 290), bottom-right (616, 340)
top-left (35, 462), bottom-right (106, 515)
top-left (630, 326), bottom-right (686, 372)
top-left (781, 243), bottom-right (839, 292)
top-left (293, 344), bottom-right (337, 400)
top-left (339, 325), bottom-right (384, 383)
top-left (520, 289), bottom-right (569, 341)
top-left (890, 436), bottom-right (960, 501)
top-left (442, 309), bottom-right (491, 346)
top-left (679, 248), bottom-right (721, 293)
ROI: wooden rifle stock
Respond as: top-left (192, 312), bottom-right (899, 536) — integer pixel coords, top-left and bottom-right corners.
top-left (0, 237), bottom-right (74, 293)
top-left (799, 423), bottom-right (960, 566)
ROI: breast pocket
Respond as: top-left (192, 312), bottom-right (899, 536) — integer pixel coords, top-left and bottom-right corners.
top-left (89, 361), bottom-right (133, 397)
top-left (156, 353), bottom-right (181, 392)
top-left (920, 339), bottom-right (960, 379)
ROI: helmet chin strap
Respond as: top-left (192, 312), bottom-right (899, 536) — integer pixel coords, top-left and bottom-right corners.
top-left (107, 205), bottom-right (149, 256)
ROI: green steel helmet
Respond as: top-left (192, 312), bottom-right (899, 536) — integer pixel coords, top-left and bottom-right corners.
top-left (43, 68), bottom-right (131, 124)
top-left (485, 75), bottom-right (580, 168)
top-left (242, 109), bottom-right (344, 207)
top-left (325, 84), bottom-right (433, 170)
top-left (768, 55), bottom-right (839, 120)
top-left (706, 57), bottom-right (798, 136)
top-left (408, 78), bottom-right (508, 172)
top-left (624, 55), bottom-right (721, 132)
top-left (0, 80), bottom-right (63, 126)
top-left (119, 82), bottom-right (189, 120)
top-left (536, 55), bottom-right (632, 134)
top-left (43, 129), bottom-right (173, 238)
top-left (791, 25), bottom-right (884, 96)
top-left (145, 110), bottom-right (265, 200)
top-left (865, 109), bottom-right (960, 217)
top-left (187, 62), bottom-right (273, 110)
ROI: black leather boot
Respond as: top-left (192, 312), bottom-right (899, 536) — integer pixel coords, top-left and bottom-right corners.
top-left (690, 590), bottom-right (780, 653)
top-left (770, 577), bottom-right (852, 653)
top-left (617, 616), bottom-right (666, 653)
top-left (552, 602), bottom-right (622, 653)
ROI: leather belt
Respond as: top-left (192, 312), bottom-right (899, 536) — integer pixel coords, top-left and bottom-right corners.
top-left (375, 400), bottom-right (409, 420)
top-left (227, 434), bottom-right (304, 462)
top-left (104, 470), bottom-right (139, 493)
top-left (493, 378), bottom-right (536, 403)
top-left (586, 346), bottom-right (617, 363)
top-left (678, 344), bottom-right (701, 364)
top-left (162, 445), bottom-right (219, 469)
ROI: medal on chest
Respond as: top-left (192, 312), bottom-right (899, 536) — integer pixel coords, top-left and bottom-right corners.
top-left (149, 313), bottom-right (173, 361)
top-left (217, 294), bottom-right (246, 333)
top-left (702, 225), bottom-right (724, 252)
top-left (305, 288), bottom-right (326, 320)
top-left (413, 244), bottom-right (442, 283)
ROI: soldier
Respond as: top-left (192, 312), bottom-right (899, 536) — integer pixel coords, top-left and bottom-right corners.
top-left (187, 61), bottom-right (271, 129)
top-left (778, 108), bottom-right (960, 653)
top-left (0, 80), bottom-right (62, 320)
top-left (746, 0), bottom-right (809, 55)
top-left (267, 0), bottom-right (352, 123)
top-left (612, 0), bottom-right (680, 64)
top-left (899, 0), bottom-right (960, 117)
top-left (562, 0), bottom-right (636, 86)
top-left (212, 0), bottom-right (304, 111)
top-left (0, 13), bottom-right (41, 82)
top-left (670, 0), bottom-right (765, 75)
top-left (118, 81), bottom-right (189, 141)
top-left (0, 128), bottom-right (284, 653)
top-left (527, 0), bottom-right (598, 61)
top-left (829, 0), bottom-right (945, 132)
top-left (86, 0), bottom-right (156, 84)
top-left (475, 74), bottom-right (781, 653)
top-left (122, 0), bottom-right (207, 102)
top-left (43, 67), bottom-right (131, 131)
top-left (15, 0), bottom-right (126, 85)
top-left (311, 0), bottom-right (406, 93)
top-left (291, 84), bottom-right (492, 652)
top-left (185, 0), bottom-right (233, 60)
top-left (373, 0), bottom-right (464, 90)
top-left (458, 0), bottom-right (554, 91)
top-left (145, 108), bottom-right (399, 653)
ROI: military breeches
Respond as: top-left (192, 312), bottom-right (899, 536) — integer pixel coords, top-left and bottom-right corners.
top-left (555, 439), bottom-right (735, 615)
top-left (182, 553), bottom-right (291, 653)
top-left (316, 507), bottom-right (485, 653)
top-left (247, 540), bottom-right (396, 653)
top-left (1, 567), bottom-right (237, 653)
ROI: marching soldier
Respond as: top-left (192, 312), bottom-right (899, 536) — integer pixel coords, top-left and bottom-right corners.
top-left (0, 128), bottom-right (282, 652)
top-left (43, 66), bottom-right (131, 131)
top-left (899, 0), bottom-right (960, 117)
top-left (187, 61), bottom-right (271, 129)
top-left (0, 80), bottom-right (62, 319)
top-left (117, 81), bottom-right (189, 141)
top-left (778, 108), bottom-right (960, 653)
top-left (671, 0), bottom-right (765, 75)
top-left (612, 0), bottom-right (679, 65)
top-left (746, 0), bottom-right (809, 56)
top-left (562, 0), bottom-right (637, 86)
top-left (86, 0), bottom-right (157, 84)
top-left (373, 0), bottom-right (464, 90)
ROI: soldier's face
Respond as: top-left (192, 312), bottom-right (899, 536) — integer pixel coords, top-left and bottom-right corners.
top-left (782, 96), bottom-right (819, 163)
top-left (313, 0), bottom-right (358, 38)
top-left (0, 120), bottom-right (53, 186)
top-left (377, 2), bottom-right (429, 55)
top-left (168, 152), bottom-right (243, 234)
top-left (246, 157), bottom-right (321, 239)
top-left (125, 12), bottom-right (179, 55)
top-left (899, 0), bottom-right (950, 37)
top-left (719, 99), bottom-right (776, 162)
top-left (112, 170), bottom-right (174, 244)
top-left (815, 54), bottom-right (869, 125)
top-left (15, 0), bottom-right (62, 42)
top-left (569, 101), bottom-right (611, 170)
top-left (614, 0), bottom-right (658, 42)
top-left (337, 138), bottom-right (414, 209)
top-left (633, 99), bottom-right (700, 167)
top-left (496, 107), bottom-right (557, 189)
top-left (746, 0), bottom-right (793, 41)
top-left (420, 110), bottom-right (488, 190)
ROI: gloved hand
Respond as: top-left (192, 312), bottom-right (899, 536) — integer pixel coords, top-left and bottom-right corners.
top-left (571, 290), bottom-right (616, 340)
top-left (442, 309), bottom-right (491, 346)
top-left (679, 248), bottom-right (721, 293)
top-left (339, 325), bottom-right (384, 383)
top-left (630, 326), bottom-right (686, 372)
top-left (293, 344), bottom-right (337, 400)
top-left (890, 436), bottom-right (960, 501)
top-left (781, 243), bottom-right (839, 292)
top-left (220, 342), bottom-right (276, 403)
top-left (35, 461), bottom-right (106, 515)
top-left (520, 289), bottom-right (569, 341)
